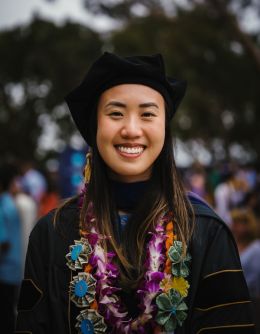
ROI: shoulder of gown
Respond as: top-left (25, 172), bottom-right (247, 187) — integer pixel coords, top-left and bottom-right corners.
top-left (179, 192), bottom-right (256, 333)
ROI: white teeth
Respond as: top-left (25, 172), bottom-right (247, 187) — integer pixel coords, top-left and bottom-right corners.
top-left (117, 146), bottom-right (144, 154)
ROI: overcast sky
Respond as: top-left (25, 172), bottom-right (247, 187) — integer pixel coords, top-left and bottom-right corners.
top-left (1, 0), bottom-right (260, 33)
top-left (0, 0), bottom-right (116, 31)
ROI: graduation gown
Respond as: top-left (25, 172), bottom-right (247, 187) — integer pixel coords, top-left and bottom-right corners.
top-left (15, 197), bottom-right (255, 333)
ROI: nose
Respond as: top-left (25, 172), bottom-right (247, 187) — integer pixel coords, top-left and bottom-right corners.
top-left (120, 115), bottom-right (143, 139)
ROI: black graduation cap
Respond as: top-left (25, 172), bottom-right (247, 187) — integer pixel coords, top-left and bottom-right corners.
top-left (65, 52), bottom-right (187, 146)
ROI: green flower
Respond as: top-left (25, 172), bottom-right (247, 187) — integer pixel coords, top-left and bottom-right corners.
top-left (155, 289), bottom-right (188, 331)
top-left (168, 241), bottom-right (191, 278)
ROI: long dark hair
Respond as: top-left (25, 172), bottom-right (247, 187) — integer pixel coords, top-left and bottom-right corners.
top-left (78, 106), bottom-right (194, 290)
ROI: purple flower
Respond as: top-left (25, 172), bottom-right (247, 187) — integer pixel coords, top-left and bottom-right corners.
top-left (89, 254), bottom-right (98, 267)
top-left (150, 271), bottom-right (165, 282)
top-left (86, 232), bottom-right (99, 246)
top-left (144, 272), bottom-right (164, 293)
top-left (106, 263), bottom-right (119, 277)
top-left (145, 280), bottom-right (160, 293)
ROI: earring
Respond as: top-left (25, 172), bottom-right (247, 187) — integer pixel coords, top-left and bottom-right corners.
top-left (84, 150), bottom-right (92, 183)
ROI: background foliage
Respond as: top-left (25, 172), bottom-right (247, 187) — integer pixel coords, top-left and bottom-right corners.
top-left (1, 0), bottom-right (259, 164)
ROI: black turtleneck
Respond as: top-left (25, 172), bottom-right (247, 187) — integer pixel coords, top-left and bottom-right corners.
top-left (110, 179), bottom-right (150, 213)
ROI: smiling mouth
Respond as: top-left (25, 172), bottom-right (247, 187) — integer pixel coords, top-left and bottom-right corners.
top-left (115, 145), bottom-right (145, 155)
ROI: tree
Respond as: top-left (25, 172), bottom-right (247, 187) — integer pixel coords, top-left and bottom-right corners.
top-left (82, 0), bottom-right (260, 72)
top-left (80, 0), bottom-right (260, 161)
top-left (109, 8), bottom-right (260, 160)
top-left (0, 17), bottom-right (103, 161)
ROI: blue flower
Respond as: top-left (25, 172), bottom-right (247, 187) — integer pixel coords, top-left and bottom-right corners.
top-left (66, 238), bottom-right (93, 271)
top-left (76, 309), bottom-right (107, 334)
top-left (70, 272), bottom-right (96, 308)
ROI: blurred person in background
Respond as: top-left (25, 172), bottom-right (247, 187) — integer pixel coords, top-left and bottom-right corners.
top-left (38, 169), bottom-right (60, 218)
top-left (214, 169), bottom-right (248, 226)
top-left (19, 160), bottom-right (47, 205)
top-left (231, 208), bottom-right (260, 299)
top-left (0, 163), bottom-right (23, 334)
top-left (231, 208), bottom-right (260, 333)
top-left (237, 164), bottom-right (258, 192)
top-left (207, 163), bottom-right (222, 194)
top-left (184, 162), bottom-right (214, 206)
top-left (12, 176), bottom-right (37, 275)
top-left (243, 184), bottom-right (260, 235)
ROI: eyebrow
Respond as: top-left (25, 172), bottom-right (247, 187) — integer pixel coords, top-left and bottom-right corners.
top-left (105, 101), bottom-right (159, 109)
top-left (139, 102), bottom-right (159, 109)
top-left (105, 101), bottom-right (126, 108)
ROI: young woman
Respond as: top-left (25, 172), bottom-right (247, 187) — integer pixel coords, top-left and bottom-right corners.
top-left (15, 52), bottom-right (255, 333)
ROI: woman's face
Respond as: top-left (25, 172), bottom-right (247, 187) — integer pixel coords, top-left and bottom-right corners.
top-left (96, 84), bottom-right (165, 182)
top-left (231, 219), bottom-right (250, 241)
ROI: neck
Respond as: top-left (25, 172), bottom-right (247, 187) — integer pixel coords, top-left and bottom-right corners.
top-left (111, 179), bottom-right (151, 212)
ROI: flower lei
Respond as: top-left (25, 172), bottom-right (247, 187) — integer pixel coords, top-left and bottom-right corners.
top-left (66, 192), bottom-right (191, 333)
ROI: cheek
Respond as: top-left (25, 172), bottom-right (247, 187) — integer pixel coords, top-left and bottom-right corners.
top-left (97, 117), bottom-right (111, 143)
top-left (96, 118), bottom-right (119, 159)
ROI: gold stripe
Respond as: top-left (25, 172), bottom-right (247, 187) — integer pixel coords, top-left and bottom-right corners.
top-left (203, 269), bottom-right (242, 279)
top-left (196, 323), bottom-right (255, 334)
top-left (195, 300), bottom-right (251, 312)
top-left (18, 278), bottom-right (43, 312)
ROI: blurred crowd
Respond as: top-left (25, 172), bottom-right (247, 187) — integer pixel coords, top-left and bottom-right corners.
top-left (184, 160), bottom-right (260, 331)
top-left (0, 159), bottom-right (61, 332)
top-left (1, 158), bottom-right (260, 331)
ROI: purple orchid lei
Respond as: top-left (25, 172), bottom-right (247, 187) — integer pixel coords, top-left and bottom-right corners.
top-left (72, 184), bottom-right (192, 333)
top-left (79, 194), bottom-right (169, 333)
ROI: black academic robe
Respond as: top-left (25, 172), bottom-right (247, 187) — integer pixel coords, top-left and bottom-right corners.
top-left (15, 197), bottom-right (255, 334)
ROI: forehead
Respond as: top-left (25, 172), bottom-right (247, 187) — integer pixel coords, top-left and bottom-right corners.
top-left (98, 83), bottom-right (165, 105)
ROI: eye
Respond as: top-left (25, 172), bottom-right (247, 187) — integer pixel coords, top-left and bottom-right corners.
top-left (142, 112), bottom-right (157, 118)
top-left (108, 111), bottom-right (123, 118)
